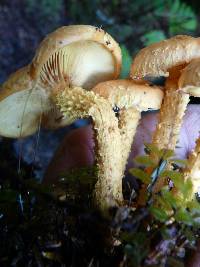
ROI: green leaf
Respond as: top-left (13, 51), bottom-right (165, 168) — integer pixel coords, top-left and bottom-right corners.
top-left (149, 206), bottom-right (168, 222)
top-left (134, 155), bottom-right (155, 166)
top-left (184, 227), bottom-right (195, 242)
top-left (142, 30), bottom-right (166, 46)
top-left (161, 189), bottom-right (177, 209)
top-left (129, 168), bottom-right (151, 184)
top-left (161, 173), bottom-right (193, 200)
top-left (161, 227), bottom-right (171, 239)
top-left (182, 179), bottom-right (193, 199)
top-left (161, 149), bottom-right (174, 160)
top-left (157, 195), bottom-right (172, 210)
top-left (120, 45), bottom-right (132, 78)
top-left (170, 0), bottom-right (180, 14)
top-left (160, 170), bottom-right (184, 191)
top-left (144, 143), bottom-right (160, 156)
top-left (182, 19), bottom-right (197, 31)
top-left (175, 208), bottom-right (193, 225)
top-left (187, 199), bottom-right (200, 212)
top-left (168, 0), bottom-right (197, 35)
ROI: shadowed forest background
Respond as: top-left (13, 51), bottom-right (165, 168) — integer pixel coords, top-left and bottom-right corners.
top-left (1, 0), bottom-right (200, 84)
top-left (1, 1), bottom-right (200, 266)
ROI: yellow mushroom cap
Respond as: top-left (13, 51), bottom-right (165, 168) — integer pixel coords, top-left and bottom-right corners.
top-left (0, 25), bottom-right (121, 138)
top-left (130, 35), bottom-right (200, 80)
top-left (93, 79), bottom-right (164, 111)
top-left (31, 25), bottom-right (121, 89)
top-left (178, 59), bottom-right (200, 97)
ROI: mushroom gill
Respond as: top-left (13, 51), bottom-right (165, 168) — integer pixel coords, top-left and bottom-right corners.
top-left (39, 40), bottom-right (116, 90)
top-left (0, 25), bottom-right (121, 137)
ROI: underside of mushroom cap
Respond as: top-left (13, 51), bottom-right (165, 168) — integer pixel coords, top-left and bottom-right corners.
top-left (93, 79), bottom-right (163, 111)
top-left (30, 25), bottom-right (122, 130)
top-left (0, 65), bottom-right (51, 137)
top-left (130, 35), bottom-right (200, 80)
top-left (31, 25), bottom-right (121, 90)
top-left (0, 25), bottom-right (122, 137)
top-left (178, 59), bottom-right (200, 97)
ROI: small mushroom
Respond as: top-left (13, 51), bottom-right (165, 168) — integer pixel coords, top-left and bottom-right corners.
top-left (179, 58), bottom-right (200, 97)
top-left (93, 79), bottom-right (163, 175)
top-left (130, 35), bottom-right (200, 151)
top-left (0, 25), bottom-right (121, 137)
top-left (0, 25), bottom-right (122, 211)
top-left (131, 35), bottom-right (200, 80)
top-left (177, 59), bottom-right (200, 194)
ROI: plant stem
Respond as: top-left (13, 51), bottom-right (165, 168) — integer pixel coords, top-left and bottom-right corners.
top-left (118, 107), bottom-right (141, 175)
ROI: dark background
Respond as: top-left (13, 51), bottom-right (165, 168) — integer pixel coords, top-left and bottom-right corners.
top-left (1, 0), bottom-right (200, 83)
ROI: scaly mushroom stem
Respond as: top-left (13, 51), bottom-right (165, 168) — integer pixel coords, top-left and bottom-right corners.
top-left (152, 83), bottom-right (189, 193)
top-left (182, 138), bottom-right (200, 194)
top-left (152, 87), bottom-right (190, 150)
top-left (93, 79), bottom-right (163, 183)
top-left (55, 86), bottom-right (123, 210)
top-left (118, 107), bottom-right (141, 174)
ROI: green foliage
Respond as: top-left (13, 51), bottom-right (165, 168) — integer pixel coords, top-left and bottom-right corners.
top-left (58, 166), bottom-right (98, 202)
top-left (134, 155), bottom-right (155, 166)
top-left (166, 0), bottom-right (197, 35)
top-left (122, 143), bottom-right (200, 266)
top-left (149, 206), bottom-right (168, 222)
top-left (120, 45), bottom-right (132, 78)
top-left (142, 30), bottom-right (166, 46)
top-left (123, 232), bottom-right (149, 267)
top-left (1, 142), bottom-right (200, 266)
top-left (67, 0), bottom-right (197, 55)
top-left (130, 168), bottom-right (151, 184)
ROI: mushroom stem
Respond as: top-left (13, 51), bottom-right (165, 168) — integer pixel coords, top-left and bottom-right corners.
top-left (151, 83), bottom-right (190, 193)
top-left (55, 86), bottom-right (123, 210)
top-left (152, 87), bottom-right (190, 150)
top-left (182, 138), bottom-right (200, 194)
top-left (118, 107), bottom-right (141, 174)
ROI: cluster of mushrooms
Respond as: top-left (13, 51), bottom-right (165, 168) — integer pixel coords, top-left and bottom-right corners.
top-left (1, 25), bottom-right (200, 211)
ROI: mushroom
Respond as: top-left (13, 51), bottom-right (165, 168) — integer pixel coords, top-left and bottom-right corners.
top-left (56, 86), bottom-right (123, 209)
top-left (130, 35), bottom-right (200, 151)
top-left (0, 25), bottom-right (123, 210)
top-left (0, 25), bottom-right (121, 137)
top-left (93, 79), bottom-right (163, 176)
top-left (177, 59), bottom-right (200, 194)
